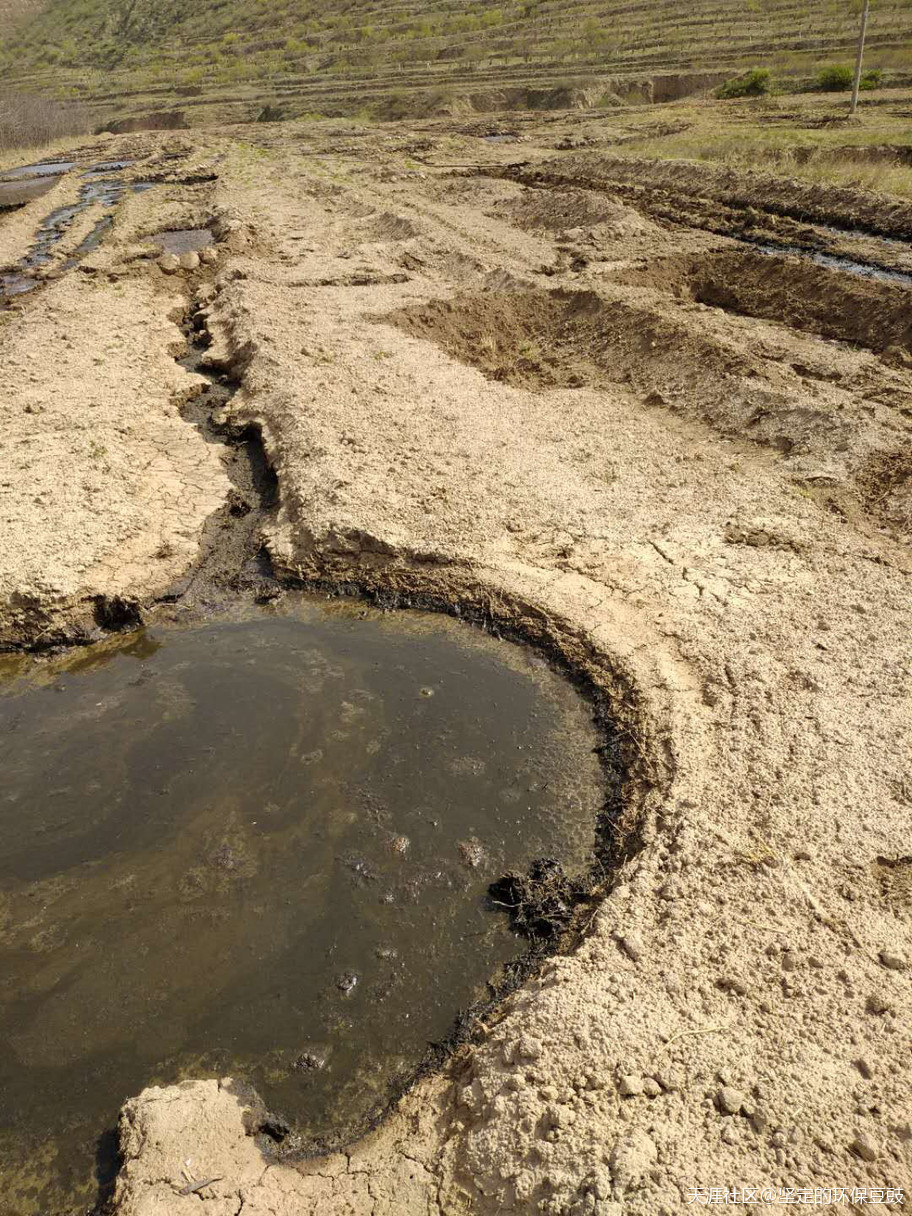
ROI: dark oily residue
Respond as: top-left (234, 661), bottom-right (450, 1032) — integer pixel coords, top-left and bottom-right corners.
top-left (0, 600), bottom-right (607, 1214)
top-left (0, 164), bottom-right (153, 302)
top-left (82, 160), bottom-right (135, 176)
top-left (753, 239), bottom-right (912, 288)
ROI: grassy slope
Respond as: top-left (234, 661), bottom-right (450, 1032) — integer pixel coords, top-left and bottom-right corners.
top-left (1, 0), bottom-right (911, 122)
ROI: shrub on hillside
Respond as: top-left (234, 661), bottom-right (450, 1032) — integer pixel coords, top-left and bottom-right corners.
top-left (815, 63), bottom-right (853, 91)
top-left (860, 68), bottom-right (883, 91)
top-left (716, 68), bottom-right (771, 99)
top-left (0, 89), bottom-right (90, 151)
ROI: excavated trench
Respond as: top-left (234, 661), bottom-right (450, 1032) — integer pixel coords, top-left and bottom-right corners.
top-left (0, 284), bottom-right (633, 1215)
top-left (604, 247), bottom-right (912, 352)
top-left (384, 279), bottom-right (912, 538)
top-left (493, 169), bottom-right (912, 281)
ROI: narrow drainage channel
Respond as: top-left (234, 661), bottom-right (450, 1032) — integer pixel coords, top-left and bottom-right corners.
top-left (748, 236), bottom-right (912, 288)
top-left (162, 294), bottom-right (280, 613)
top-left (0, 165), bottom-right (154, 304)
top-left (0, 286), bottom-right (629, 1215)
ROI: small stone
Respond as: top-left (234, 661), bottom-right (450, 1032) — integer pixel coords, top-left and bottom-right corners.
top-left (781, 951), bottom-right (798, 972)
top-left (200, 246), bottom-right (219, 265)
top-left (642, 1077), bottom-right (661, 1098)
top-left (158, 253), bottom-right (180, 274)
top-left (619, 931), bottom-right (643, 962)
top-left (719, 974), bottom-right (749, 996)
top-left (618, 1074), bottom-right (644, 1097)
top-left (336, 971), bottom-right (358, 994)
top-left (457, 838), bottom-right (486, 869)
top-left (516, 1035), bottom-right (543, 1060)
top-left (588, 1171), bottom-right (612, 1201)
top-left (851, 1131), bottom-right (879, 1162)
top-left (879, 950), bottom-right (906, 971)
top-left (750, 1109), bottom-right (769, 1134)
top-left (609, 1130), bottom-right (657, 1194)
top-left (293, 1051), bottom-right (325, 1072)
top-left (179, 250), bottom-right (200, 271)
top-left (866, 992), bottom-right (891, 1015)
top-left (716, 1086), bottom-right (744, 1116)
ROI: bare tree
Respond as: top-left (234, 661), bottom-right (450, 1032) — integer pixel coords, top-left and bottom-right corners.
top-left (850, 0), bottom-right (871, 115)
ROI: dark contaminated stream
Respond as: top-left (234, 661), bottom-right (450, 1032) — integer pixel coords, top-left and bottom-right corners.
top-left (753, 238), bottom-right (912, 287)
top-left (0, 599), bottom-right (606, 1214)
top-left (0, 163), bottom-right (153, 302)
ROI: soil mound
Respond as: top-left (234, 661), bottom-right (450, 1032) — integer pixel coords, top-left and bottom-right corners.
top-left (493, 187), bottom-right (653, 237)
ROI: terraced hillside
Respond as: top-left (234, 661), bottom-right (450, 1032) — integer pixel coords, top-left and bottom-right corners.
top-left (1, 0), bottom-right (912, 126)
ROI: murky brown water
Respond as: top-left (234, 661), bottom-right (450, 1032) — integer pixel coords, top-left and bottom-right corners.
top-left (0, 597), bottom-right (604, 1214)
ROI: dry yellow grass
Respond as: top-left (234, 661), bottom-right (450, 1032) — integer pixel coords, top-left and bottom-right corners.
top-left (616, 89), bottom-right (912, 197)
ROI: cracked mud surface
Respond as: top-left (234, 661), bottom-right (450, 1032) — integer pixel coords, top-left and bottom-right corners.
top-left (0, 116), bottom-right (910, 1215)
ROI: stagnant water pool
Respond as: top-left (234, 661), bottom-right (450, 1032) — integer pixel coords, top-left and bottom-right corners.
top-left (0, 597), bottom-right (606, 1213)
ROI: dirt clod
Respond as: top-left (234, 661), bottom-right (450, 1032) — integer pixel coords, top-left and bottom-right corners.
top-left (716, 1086), bottom-right (745, 1116)
top-left (852, 1131), bottom-right (880, 1162)
top-left (488, 857), bottom-right (586, 939)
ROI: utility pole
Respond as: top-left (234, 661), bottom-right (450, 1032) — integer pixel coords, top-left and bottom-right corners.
top-left (850, 0), bottom-right (871, 115)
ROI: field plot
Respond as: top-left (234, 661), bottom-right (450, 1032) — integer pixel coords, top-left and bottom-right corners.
top-left (0, 86), bottom-right (910, 1216)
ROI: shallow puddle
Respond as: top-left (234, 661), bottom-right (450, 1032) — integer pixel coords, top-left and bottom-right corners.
top-left (0, 161), bottom-right (76, 182)
top-left (0, 179), bottom-right (60, 210)
top-left (0, 163), bottom-right (77, 212)
top-left (151, 226), bottom-right (214, 255)
top-left (0, 597), bottom-right (606, 1213)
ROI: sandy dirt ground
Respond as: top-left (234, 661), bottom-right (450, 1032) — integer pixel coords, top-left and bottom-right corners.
top-left (0, 113), bottom-right (910, 1215)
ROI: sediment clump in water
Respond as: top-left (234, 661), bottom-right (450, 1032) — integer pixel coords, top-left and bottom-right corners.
top-left (0, 597), bottom-right (608, 1214)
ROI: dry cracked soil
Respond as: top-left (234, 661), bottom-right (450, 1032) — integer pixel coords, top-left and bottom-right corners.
top-left (0, 112), bottom-right (910, 1216)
